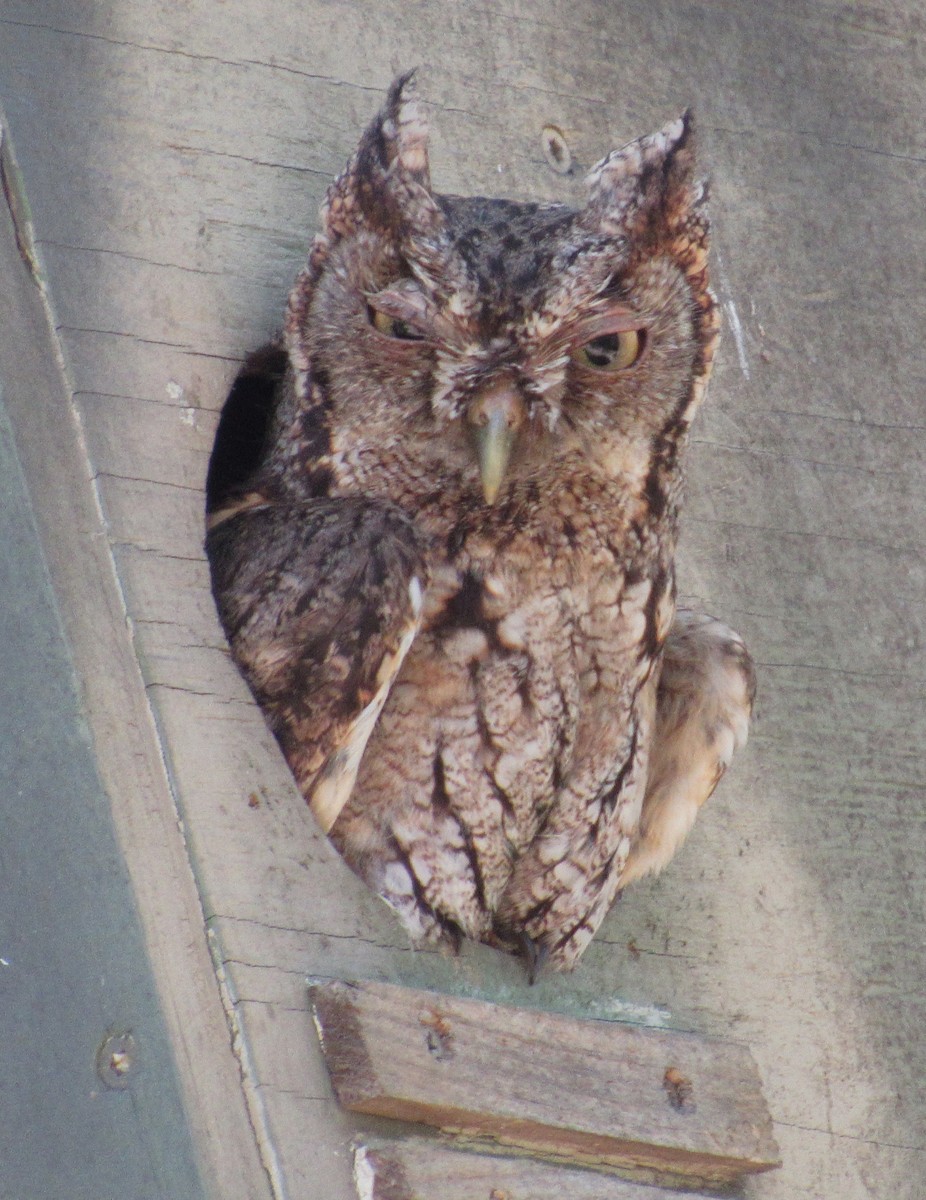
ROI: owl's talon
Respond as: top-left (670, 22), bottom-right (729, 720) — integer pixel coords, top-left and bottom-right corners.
top-left (489, 923), bottom-right (547, 982)
top-left (440, 920), bottom-right (464, 957)
top-left (517, 933), bottom-right (549, 986)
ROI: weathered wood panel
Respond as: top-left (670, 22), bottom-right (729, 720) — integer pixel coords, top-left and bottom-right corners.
top-left (311, 980), bottom-right (779, 1184)
top-left (2, 2), bottom-right (925, 1197)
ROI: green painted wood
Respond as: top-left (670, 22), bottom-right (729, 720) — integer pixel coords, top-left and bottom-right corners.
top-left (0, 400), bottom-right (207, 1199)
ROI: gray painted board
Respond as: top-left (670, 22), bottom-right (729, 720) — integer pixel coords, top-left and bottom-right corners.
top-left (354, 1138), bottom-right (721, 1199)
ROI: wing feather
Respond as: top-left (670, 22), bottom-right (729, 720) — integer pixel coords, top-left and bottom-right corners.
top-left (208, 497), bottom-right (428, 831)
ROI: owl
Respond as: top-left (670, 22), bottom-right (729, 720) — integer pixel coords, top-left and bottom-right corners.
top-left (206, 72), bottom-right (755, 977)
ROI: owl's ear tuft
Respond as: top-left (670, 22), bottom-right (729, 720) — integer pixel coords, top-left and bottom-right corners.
top-left (374, 69), bottom-right (432, 186)
top-left (287, 74), bottom-right (447, 376)
top-left (313, 70), bottom-right (439, 259)
top-left (582, 111), bottom-right (717, 402)
top-left (583, 110), bottom-right (705, 247)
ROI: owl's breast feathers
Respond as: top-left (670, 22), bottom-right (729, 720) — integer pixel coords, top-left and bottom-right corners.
top-left (324, 474), bottom-right (676, 953)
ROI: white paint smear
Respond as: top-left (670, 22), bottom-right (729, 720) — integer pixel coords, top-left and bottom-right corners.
top-left (724, 298), bottom-right (751, 380)
top-left (352, 1146), bottom-right (376, 1200)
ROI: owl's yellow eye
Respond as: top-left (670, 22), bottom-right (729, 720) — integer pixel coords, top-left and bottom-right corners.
top-left (572, 329), bottom-right (643, 371)
top-left (369, 306), bottom-right (426, 341)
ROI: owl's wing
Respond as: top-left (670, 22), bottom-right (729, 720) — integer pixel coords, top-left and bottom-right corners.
top-left (207, 497), bottom-right (428, 833)
top-left (618, 609), bottom-right (756, 889)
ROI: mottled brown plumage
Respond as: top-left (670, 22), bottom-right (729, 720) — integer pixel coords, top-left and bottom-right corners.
top-left (207, 73), bottom-right (755, 974)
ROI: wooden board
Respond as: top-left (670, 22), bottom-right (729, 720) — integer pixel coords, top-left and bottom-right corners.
top-left (353, 1138), bottom-right (716, 1200)
top-left (0, 121), bottom-right (274, 1200)
top-left (311, 980), bottom-right (780, 1185)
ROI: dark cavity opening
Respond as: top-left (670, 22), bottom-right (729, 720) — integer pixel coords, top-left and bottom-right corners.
top-left (205, 343), bottom-right (287, 513)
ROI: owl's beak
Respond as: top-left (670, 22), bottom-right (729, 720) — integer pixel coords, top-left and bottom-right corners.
top-left (467, 383), bottom-right (527, 505)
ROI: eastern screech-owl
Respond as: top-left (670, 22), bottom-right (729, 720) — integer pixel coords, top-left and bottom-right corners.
top-left (206, 73), bottom-right (755, 976)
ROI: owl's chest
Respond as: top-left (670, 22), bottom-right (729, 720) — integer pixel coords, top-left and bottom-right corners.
top-left (355, 492), bottom-right (672, 865)
top-left (424, 488), bottom-right (672, 684)
top-left (373, 509), bottom-right (666, 850)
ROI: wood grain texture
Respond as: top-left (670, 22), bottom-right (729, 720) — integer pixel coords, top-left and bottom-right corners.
top-left (2, 2), bottom-right (926, 1197)
top-left (311, 980), bottom-right (779, 1184)
top-left (353, 1138), bottom-right (715, 1200)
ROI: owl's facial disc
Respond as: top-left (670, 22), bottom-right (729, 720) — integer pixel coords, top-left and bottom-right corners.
top-left (465, 380), bottom-right (528, 505)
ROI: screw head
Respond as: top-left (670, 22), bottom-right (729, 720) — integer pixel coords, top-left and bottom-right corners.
top-left (96, 1031), bottom-right (137, 1090)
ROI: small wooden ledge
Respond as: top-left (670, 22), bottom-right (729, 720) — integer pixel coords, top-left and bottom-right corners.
top-left (354, 1138), bottom-right (722, 1200)
top-left (310, 979), bottom-right (780, 1188)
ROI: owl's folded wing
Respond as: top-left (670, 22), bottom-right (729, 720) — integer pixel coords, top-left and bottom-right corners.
top-left (207, 497), bottom-right (428, 832)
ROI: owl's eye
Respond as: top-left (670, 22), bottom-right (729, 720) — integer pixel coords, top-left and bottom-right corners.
top-left (572, 329), bottom-right (643, 371)
top-left (369, 306), bottom-right (427, 341)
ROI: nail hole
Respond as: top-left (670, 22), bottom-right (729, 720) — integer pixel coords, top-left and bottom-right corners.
top-left (541, 125), bottom-right (572, 175)
top-left (419, 1007), bottom-right (455, 1061)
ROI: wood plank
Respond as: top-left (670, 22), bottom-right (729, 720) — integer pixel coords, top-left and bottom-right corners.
top-left (310, 980), bottom-right (780, 1185)
top-left (353, 1138), bottom-right (715, 1200)
top-left (0, 126), bottom-right (274, 1200)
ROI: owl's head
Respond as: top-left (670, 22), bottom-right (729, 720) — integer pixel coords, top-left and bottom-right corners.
top-left (285, 73), bottom-right (718, 510)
